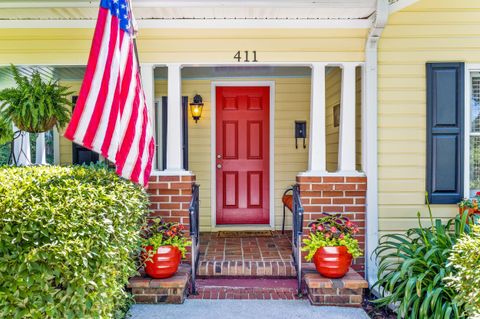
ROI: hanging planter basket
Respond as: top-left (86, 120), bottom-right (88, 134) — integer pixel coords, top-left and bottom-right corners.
top-left (14, 117), bottom-right (58, 134)
top-left (0, 65), bottom-right (72, 134)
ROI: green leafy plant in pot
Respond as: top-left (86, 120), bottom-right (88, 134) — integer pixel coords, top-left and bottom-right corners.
top-left (302, 213), bottom-right (362, 278)
top-left (140, 218), bottom-right (191, 279)
top-left (0, 64), bottom-right (72, 133)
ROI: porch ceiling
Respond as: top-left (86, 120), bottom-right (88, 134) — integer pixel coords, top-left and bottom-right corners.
top-left (0, 0), bottom-right (377, 20)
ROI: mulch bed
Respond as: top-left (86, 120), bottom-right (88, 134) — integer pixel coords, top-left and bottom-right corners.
top-left (362, 290), bottom-right (396, 319)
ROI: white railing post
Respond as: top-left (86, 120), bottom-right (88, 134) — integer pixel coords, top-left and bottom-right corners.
top-left (307, 63), bottom-right (327, 174)
top-left (166, 63), bottom-right (185, 172)
top-left (338, 63), bottom-right (357, 173)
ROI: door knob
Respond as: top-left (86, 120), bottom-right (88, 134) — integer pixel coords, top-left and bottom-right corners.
top-left (217, 154), bottom-right (222, 159)
top-left (217, 164), bottom-right (222, 169)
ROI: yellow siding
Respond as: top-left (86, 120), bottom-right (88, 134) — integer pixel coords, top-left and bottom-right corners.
top-left (378, 0), bottom-right (480, 233)
top-left (0, 28), bottom-right (367, 64)
top-left (155, 78), bottom-right (310, 231)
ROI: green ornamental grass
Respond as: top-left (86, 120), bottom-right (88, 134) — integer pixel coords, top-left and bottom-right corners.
top-left (372, 194), bottom-right (471, 319)
top-left (0, 165), bottom-right (148, 318)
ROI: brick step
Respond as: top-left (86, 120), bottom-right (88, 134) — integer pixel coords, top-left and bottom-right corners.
top-left (190, 278), bottom-right (303, 300)
top-left (128, 264), bottom-right (191, 304)
top-left (197, 260), bottom-right (297, 277)
top-left (303, 264), bottom-right (368, 307)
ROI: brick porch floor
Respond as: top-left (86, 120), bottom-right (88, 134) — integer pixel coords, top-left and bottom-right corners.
top-left (197, 231), bottom-right (296, 277)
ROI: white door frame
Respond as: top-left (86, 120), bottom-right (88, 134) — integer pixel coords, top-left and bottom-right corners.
top-left (211, 81), bottom-right (275, 229)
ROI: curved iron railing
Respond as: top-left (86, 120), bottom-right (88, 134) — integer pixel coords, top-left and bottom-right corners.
top-left (291, 184), bottom-right (304, 296)
top-left (189, 183), bottom-right (200, 295)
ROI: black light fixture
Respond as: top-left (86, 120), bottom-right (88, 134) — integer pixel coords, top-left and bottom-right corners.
top-left (190, 94), bottom-right (204, 123)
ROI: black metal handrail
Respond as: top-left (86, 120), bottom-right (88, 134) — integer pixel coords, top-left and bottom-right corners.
top-left (291, 184), bottom-right (304, 296)
top-left (188, 183), bottom-right (200, 294)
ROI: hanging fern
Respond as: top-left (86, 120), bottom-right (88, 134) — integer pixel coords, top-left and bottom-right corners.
top-left (0, 115), bottom-right (13, 145)
top-left (0, 64), bottom-right (72, 133)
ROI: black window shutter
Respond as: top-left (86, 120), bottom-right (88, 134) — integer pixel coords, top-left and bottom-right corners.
top-left (426, 63), bottom-right (465, 204)
top-left (161, 96), bottom-right (189, 170)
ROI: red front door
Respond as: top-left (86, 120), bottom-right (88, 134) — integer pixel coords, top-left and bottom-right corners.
top-left (216, 86), bottom-right (270, 225)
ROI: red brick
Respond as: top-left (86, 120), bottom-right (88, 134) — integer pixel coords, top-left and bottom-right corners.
top-left (161, 217), bottom-right (181, 223)
top-left (148, 176), bottom-right (158, 182)
top-left (345, 206), bottom-right (365, 213)
top-left (158, 176), bottom-right (180, 182)
top-left (148, 182), bottom-right (170, 190)
top-left (149, 196), bottom-right (170, 203)
top-left (355, 198), bottom-right (365, 204)
top-left (171, 196), bottom-right (191, 202)
top-left (299, 184), bottom-right (311, 191)
top-left (300, 191), bottom-right (322, 197)
top-left (332, 198), bottom-right (354, 204)
top-left (345, 191), bottom-right (366, 197)
top-left (159, 189), bottom-right (180, 195)
top-left (356, 183), bottom-right (367, 191)
top-left (171, 183), bottom-right (193, 189)
top-left (148, 203), bottom-right (158, 210)
top-left (171, 211), bottom-right (190, 217)
top-left (322, 177), bottom-right (345, 183)
top-left (311, 198), bottom-right (331, 205)
top-left (312, 184), bottom-right (334, 191)
top-left (334, 184), bottom-right (356, 191)
top-left (296, 176), bottom-right (322, 183)
top-left (345, 177), bottom-right (366, 182)
top-left (322, 191), bottom-right (343, 197)
top-left (322, 206), bottom-right (345, 213)
top-left (181, 175), bottom-right (196, 182)
top-left (304, 206), bottom-right (322, 213)
top-left (159, 203), bottom-right (181, 210)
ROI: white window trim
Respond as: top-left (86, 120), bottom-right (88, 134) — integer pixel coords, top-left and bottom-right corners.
top-left (464, 64), bottom-right (480, 198)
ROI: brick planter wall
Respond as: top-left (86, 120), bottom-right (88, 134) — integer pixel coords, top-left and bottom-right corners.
top-left (296, 175), bottom-right (367, 276)
top-left (147, 174), bottom-right (196, 261)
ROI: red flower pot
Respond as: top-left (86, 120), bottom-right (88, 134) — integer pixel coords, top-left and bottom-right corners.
top-left (313, 246), bottom-right (352, 278)
top-left (144, 245), bottom-right (181, 279)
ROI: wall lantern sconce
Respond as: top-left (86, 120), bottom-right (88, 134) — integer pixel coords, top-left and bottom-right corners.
top-left (190, 94), bottom-right (204, 123)
top-left (295, 120), bottom-right (307, 149)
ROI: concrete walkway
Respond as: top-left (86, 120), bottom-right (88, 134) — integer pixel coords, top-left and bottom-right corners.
top-left (129, 300), bottom-right (370, 319)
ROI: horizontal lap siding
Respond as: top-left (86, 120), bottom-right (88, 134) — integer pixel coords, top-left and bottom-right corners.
top-left (0, 28), bottom-right (368, 64)
top-left (378, 0), bottom-right (480, 233)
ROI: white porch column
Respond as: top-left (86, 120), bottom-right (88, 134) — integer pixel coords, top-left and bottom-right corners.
top-left (166, 63), bottom-right (184, 172)
top-left (35, 133), bottom-right (46, 165)
top-left (338, 63), bottom-right (357, 173)
top-left (140, 64), bottom-right (155, 130)
top-left (307, 63), bottom-right (327, 174)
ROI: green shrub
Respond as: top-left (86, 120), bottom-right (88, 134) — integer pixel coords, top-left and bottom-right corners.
top-left (446, 226), bottom-right (480, 318)
top-left (372, 196), bottom-right (470, 319)
top-left (0, 165), bottom-right (148, 318)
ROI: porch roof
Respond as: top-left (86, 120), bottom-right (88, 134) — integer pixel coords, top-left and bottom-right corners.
top-left (0, 0), bottom-right (378, 20)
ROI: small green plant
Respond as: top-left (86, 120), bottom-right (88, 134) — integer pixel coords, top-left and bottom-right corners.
top-left (0, 165), bottom-right (148, 318)
top-left (372, 194), bottom-right (470, 319)
top-left (140, 218), bottom-right (191, 258)
top-left (0, 64), bottom-right (72, 133)
top-left (445, 226), bottom-right (480, 318)
top-left (302, 213), bottom-right (362, 261)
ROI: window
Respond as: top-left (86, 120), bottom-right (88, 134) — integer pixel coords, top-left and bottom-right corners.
top-left (468, 71), bottom-right (480, 196)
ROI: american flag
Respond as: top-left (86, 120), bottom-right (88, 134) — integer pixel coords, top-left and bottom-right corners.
top-left (64, 0), bottom-right (155, 186)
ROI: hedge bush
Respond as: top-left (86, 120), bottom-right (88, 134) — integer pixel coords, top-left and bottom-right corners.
top-left (0, 165), bottom-right (148, 318)
top-left (446, 225), bottom-right (480, 318)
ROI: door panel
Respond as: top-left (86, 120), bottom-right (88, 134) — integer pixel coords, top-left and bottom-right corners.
top-left (216, 86), bottom-right (270, 225)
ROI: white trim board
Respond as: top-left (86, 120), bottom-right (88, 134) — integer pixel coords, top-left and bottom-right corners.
top-left (210, 81), bottom-right (275, 230)
top-left (0, 18), bottom-right (372, 29)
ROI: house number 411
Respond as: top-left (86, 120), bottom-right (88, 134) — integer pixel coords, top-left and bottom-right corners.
top-left (234, 51), bottom-right (258, 62)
